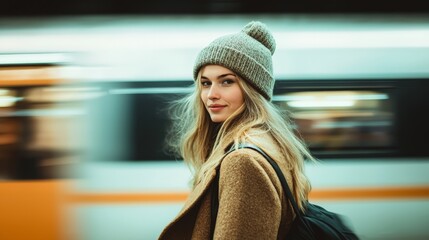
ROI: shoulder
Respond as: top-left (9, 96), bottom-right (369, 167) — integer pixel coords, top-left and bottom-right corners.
top-left (220, 148), bottom-right (268, 173)
top-left (219, 148), bottom-right (280, 189)
top-left (220, 141), bottom-right (285, 173)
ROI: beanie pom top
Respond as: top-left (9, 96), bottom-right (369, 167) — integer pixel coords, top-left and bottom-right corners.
top-left (242, 21), bottom-right (276, 55)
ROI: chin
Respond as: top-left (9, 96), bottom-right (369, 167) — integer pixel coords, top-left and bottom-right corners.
top-left (210, 116), bottom-right (225, 123)
top-left (211, 118), bottom-right (224, 123)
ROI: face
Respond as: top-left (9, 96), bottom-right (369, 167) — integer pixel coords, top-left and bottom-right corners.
top-left (200, 65), bottom-right (245, 123)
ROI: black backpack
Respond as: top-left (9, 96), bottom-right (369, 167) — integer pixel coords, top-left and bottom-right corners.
top-left (210, 144), bottom-right (359, 240)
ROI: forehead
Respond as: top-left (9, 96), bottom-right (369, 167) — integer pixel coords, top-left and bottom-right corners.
top-left (200, 65), bottom-right (235, 78)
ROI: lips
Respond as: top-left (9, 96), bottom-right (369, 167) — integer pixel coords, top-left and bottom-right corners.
top-left (208, 104), bottom-right (226, 112)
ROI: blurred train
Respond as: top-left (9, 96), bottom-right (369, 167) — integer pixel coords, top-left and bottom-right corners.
top-left (1, 15), bottom-right (429, 240)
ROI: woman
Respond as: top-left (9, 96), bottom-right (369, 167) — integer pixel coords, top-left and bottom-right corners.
top-left (159, 21), bottom-right (314, 240)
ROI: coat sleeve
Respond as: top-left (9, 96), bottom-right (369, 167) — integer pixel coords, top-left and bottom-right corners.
top-left (214, 149), bottom-right (282, 240)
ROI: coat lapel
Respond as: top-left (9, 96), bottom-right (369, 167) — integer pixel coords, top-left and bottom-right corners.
top-left (179, 168), bottom-right (216, 216)
top-left (158, 167), bottom-right (217, 239)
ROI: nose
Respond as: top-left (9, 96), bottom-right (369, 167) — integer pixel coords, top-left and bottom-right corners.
top-left (207, 84), bottom-right (220, 100)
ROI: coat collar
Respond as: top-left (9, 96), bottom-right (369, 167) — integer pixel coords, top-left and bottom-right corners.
top-left (179, 167), bottom-right (217, 216)
top-left (159, 166), bottom-right (218, 238)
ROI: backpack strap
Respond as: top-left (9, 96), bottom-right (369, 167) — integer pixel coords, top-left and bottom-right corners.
top-left (237, 144), bottom-right (304, 218)
top-left (210, 143), bottom-right (305, 239)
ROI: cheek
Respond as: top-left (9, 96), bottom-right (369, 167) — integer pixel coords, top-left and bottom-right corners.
top-left (200, 90), bottom-right (206, 103)
top-left (235, 88), bottom-right (245, 105)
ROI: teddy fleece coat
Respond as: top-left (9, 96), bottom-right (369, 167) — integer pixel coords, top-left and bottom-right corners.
top-left (158, 135), bottom-right (297, 240)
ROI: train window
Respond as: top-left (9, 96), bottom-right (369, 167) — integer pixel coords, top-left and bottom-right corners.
top-left (86, 82), bottom-right (192, 162)
top-left (89, 79), bottom-right (429, 161)
top-left (129, 92), bottom-right (186, 161)
top-left (273, 90), bottom-right (394, 158)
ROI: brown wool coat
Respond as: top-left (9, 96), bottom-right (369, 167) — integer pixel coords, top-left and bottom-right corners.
top-left (158, 135), bottom-right (296, 240)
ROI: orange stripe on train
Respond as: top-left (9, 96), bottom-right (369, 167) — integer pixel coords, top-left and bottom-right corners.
top-left (67, 186), bottom-right (429, 203)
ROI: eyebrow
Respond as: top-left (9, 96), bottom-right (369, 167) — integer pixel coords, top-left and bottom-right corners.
top-left (201, 73), bottom-right (236, 80)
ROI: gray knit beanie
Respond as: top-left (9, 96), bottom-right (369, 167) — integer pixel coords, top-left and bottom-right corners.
top-left (193, 21), bottom-right (276, 100)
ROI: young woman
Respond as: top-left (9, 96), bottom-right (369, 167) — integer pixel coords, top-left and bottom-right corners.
top-left (159, 21), bottom-right (314, 240)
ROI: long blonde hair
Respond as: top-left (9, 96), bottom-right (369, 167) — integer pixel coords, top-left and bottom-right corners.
top-left (166, 68), bottom-right (314, 210)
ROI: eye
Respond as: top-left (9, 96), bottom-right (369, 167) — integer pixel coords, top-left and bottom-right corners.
top-left (222, 79), bottom-right (235, 85)
top-left (201, 80), bottom-right (211, 87)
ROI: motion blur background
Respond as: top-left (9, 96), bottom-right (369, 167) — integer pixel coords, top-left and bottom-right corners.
top-left (1, 1), bottom-right (429, 240)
